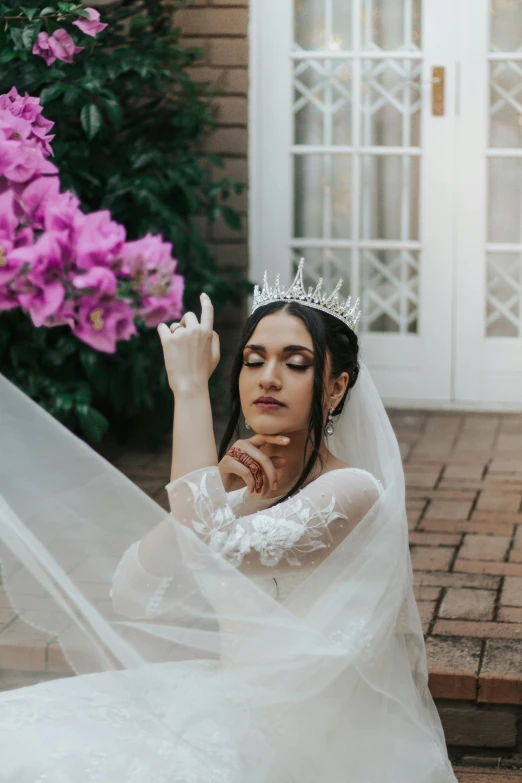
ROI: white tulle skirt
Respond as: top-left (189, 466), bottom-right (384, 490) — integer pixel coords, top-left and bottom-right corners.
top-left (0, 657), bottom-right (455, 783)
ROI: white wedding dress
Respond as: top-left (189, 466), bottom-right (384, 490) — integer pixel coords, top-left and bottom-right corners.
top-left (0, 367), bottom-right (458, 782)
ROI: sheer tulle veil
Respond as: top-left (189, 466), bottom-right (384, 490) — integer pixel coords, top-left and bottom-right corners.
top-left (0, 358), bottom-right (456, 781)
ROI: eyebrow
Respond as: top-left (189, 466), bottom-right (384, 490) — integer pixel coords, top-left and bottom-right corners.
top-left (244, 344), bottom-right (314, 356)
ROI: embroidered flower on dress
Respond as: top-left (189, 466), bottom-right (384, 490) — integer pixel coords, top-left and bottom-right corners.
top-left (181, 472), bottom-right (345, 568)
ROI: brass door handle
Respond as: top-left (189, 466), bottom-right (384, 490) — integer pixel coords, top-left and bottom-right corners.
top-left (431, 66), bottom-right (445, 116)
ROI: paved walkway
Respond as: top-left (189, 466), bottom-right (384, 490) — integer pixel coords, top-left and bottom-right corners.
top-left (389, 410), bottom-right (522, 706)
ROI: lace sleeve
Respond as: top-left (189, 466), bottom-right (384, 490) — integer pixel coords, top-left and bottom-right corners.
top-left (110, 466), bottom-right (382, 618)
top-left (166, 466), bottom-right (382, 570)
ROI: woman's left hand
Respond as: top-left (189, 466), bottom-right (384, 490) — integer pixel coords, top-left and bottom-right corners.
top-left (157, 293), bottom-right (220, 395)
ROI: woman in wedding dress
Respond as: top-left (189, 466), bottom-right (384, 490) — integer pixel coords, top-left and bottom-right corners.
top-left (0, 262), bottom-right (457, 782)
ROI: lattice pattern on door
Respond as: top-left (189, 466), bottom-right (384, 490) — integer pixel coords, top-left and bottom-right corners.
top-left (487, 0), bottom-right (522, 337)
top-left (292, 0), bottom-right (422, 333)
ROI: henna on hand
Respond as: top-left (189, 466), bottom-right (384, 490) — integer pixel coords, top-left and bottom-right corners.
top-left (226, 447), bottom-right (264, 493)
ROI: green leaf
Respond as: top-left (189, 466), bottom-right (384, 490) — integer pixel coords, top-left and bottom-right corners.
top-left (20, 7), bottom-right (38, 20)
top-left (39, 7), bottom-right (57, 17)
top-left (0, 49), bottom-right (17, 64)
top-left (80, 102), bottom-right (103, 139)
top-left (63, 85), bottom-right (81, 106)
top-left (76, 404), bottom-right (109, 444)
top-left (103, 97), bottom-right (122, 130)
top-left (220, 205), bottom-right (242, 231)
top-left (9, 26), bottom-right (25, 51)
top-left (76, 8), bottom-right (92, 18)
top-left (21, 21), bottom-right (41, 51)
top-left (40, 83), bottom-right (66, 103)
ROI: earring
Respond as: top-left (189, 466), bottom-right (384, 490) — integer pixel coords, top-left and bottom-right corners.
top-left (325, 407), bottom-right (335, 436)
top-left (245, 421), bottom-right (251, 430)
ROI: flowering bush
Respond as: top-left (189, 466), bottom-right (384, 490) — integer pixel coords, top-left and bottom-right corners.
top-left (0, 0), bottom-right (246, 445)
top-left (0, 87), bottom-right (184, 354)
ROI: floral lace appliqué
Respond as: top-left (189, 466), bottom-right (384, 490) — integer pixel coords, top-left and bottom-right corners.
top-left (183, 473), bottom-right (344, 568)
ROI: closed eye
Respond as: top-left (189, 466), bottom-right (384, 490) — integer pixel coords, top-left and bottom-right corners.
top-left (243, 361), bottom-right (312, 371)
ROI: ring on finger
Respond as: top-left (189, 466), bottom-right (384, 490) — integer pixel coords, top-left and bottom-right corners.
top-left (226, 447), bottom-right (264, 493)
top-left (170, 322), bottom-right (182, 333)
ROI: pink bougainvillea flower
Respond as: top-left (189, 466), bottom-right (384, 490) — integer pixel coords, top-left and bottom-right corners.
top-left (0, 133), bottom-right (57, 183)
top-left (0, 243), bottom-right (21, 286)
top-left (139, 274), bottom-right (184, 327)
top-left (0, 88), bottom-right (185, 355)
top-left (0, 111), bottom-right (32, 142)
top-left (13, 227), bottom-right (34, 248)
top-left (15, 231), bottom-right (70, 326)
top-left (42, 297), bottom-right (75, 328)
top-left (0, 190), bottom-right (18, 238)
top-left (32, 32), bottom-right (57, 67)
top-left (0, 244), bottom-right (31, 287)
top-left (74, 210), bottom-right (126, 270)
top-left (73, 266), bottom-right (117, 297)
top-left (21, 176), bottom-right (60, 228)
top-left (0, 284), bottom-right (20, 311)
top-left (33, 30), bottom-right (84, 67)
top-left (43, 189), bottom-right (82, 234)
top-left (0, 193), bottom-right (23, 285)
top-left (120, 234), bottom-right (175, 278)
top-left (72, 8), bottom-right (108, 38)
top-left (74, 297), bottom-right (137, 353)
top-left (0, 90), bottom-right (55, 157)
top-left (0, 88), bottom-right (39, 122)
top-left (139, 275), bottom-right (185, 327)
top-left (48, 28), bottom-right (85, 64)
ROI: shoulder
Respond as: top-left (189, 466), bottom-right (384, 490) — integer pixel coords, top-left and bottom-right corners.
top-left (319, 467), bottom-right (383, 494)
top-left (311, 467), bottom-right (383, 518)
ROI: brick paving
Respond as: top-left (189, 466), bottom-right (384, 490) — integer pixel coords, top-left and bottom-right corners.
top-left (389, 410), bottom-right (522, 711)
top-left (2, 408), bottom-right (522, 764)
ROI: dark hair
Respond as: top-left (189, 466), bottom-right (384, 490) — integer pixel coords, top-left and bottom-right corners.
top-left (218, 301), bottom-right (360, 505)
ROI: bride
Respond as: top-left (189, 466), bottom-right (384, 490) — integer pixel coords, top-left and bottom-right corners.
top-left (0, 262), bottom-right (457, 782)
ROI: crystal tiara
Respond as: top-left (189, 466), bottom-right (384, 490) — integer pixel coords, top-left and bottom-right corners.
top-left (251, 258), bottom-right (361, 331)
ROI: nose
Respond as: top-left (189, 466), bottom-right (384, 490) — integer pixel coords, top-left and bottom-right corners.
top-left (258, 358), bottom-right (282, 392)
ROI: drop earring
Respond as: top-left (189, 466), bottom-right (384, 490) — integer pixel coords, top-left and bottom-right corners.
top-left (325, 407), bottom-right (335, 437)
top-left (245, 421), bottom-right (251, 430)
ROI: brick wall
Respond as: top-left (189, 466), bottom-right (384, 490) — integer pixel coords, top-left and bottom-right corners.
top-left (174, 1), bottom-right (250, 348)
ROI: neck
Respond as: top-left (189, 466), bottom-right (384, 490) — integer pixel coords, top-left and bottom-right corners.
top-left (261, 428), bottom-right (331, 496)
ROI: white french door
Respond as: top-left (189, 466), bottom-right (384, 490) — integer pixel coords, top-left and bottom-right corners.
top-left (249, 0), bottom-right (522, 408)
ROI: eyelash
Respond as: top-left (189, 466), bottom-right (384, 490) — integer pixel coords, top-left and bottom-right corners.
top-left (243, 361), bottom-right (312, 372)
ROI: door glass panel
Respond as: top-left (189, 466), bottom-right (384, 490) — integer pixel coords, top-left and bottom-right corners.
top-left (361, 249), bottom-right (419, 333)
top-left (362, 0), bottom-right (422, 51)
top-left (487, 1), bottom-right (522, 336)
top-left (488, 158), bottom-right (522, 243)
top-left (489, 61), bottom-right (522, 148)
top-left (292, 0), bottom-right (423, 333)
top-left (294, 0), bottom-right (352, 51)
top-left (360, 155), bottom-right (420, 241)
top-left (293, 248), bottom-right (352, 291)
top-left (487, 253), bottom-right (522, 337)
top-left (361, 58), bottom-right (422, 147)
top-left (294, 155), bottom-right (353, 238)
top-left (294, 59), bottom-right (352, 145)
top-left (490, 0), bottom-right (522, 52)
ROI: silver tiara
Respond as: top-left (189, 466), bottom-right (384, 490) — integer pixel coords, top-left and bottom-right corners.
top-left (252, 258), bottom-right (361, 331)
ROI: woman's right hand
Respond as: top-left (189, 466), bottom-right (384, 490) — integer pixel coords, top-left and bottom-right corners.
top-left (219, 434), bottom-right (290, 495)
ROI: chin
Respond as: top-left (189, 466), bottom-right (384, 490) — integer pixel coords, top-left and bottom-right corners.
top-left (249, 414), bottom-right (299, 436)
